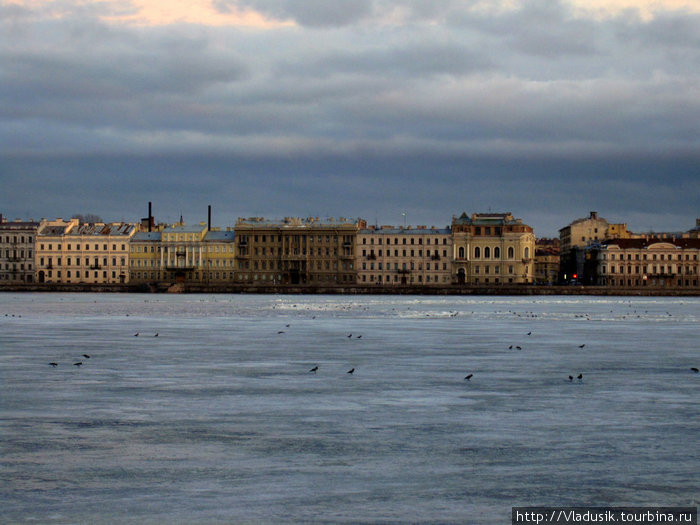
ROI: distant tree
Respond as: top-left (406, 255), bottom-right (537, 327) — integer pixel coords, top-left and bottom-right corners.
top-left (72, 213), bottom-right (104, 224)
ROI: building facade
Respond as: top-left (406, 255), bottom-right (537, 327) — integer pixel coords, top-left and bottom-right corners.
top-left (594, 238), bottom-right (700, 289)
top-left (35, 219), bottom-right (136, 284)
top-left (129, 222), bottom-right (236, 284)
top-left (534, 238), bottom-right (560, 285)
top-left (451, 212), bottom-right (535, 285)
top-left (234, 217), bottom-right (363, 285)
top-left (0, 219), bottom-right (39, 283)
top-left (357, 226), bottom-right (452, 285)
top-left (559, 211), bottom-right (629, 254)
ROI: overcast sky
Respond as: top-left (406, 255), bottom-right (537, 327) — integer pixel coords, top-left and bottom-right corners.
top-left (1, 0), bottom-right (698, 237)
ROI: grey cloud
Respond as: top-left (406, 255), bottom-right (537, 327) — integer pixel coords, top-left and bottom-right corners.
top-left (1, 0), bottom-right (698, 232)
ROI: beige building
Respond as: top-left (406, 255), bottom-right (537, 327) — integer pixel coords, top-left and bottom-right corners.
top-left (559, 211), bottom-right (629, 254)
top-left (452, 212), bottom-right (535, 285)
top-left (234, 217), bottom-right (363, 285)
top-left (0, 218), bottom-right (39, 283)
top-left (129, 221), bottom-right (236, 284)
top-left (36, 218), bottom-right (136, 284)
top-left (595, 238), bottom-right (700, 289)
top-left (357, 226), bottom-right (452, 285)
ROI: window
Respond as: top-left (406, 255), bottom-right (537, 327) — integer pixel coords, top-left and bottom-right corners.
top-left (508, 247), bottom-right (514, 259)
top-left (494, 247), bottom-right (500, 259)
top-left (474, 247), bottom-right (481, 258)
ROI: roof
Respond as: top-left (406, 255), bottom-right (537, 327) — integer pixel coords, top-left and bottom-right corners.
top-left (236, 217), bottom-right (363, 228)
top-left (204, 231), bottom-right (235, 241)
top-left (603, 238), bottom-right (700, 250)
top-left (132, 232), bottom-right (162, 242)
top-left (38, 225), bottom-right (71, 236)
top-left (163, 223), bottom-right (209, 233)
top-left (68, 223), bottom-right (136, 236)
top-left (359, 227), bottom-right (451, 235)
top-left (452, 212), bottom-right (522, 226)
top-left (0, 221), bottom-right (40, 229)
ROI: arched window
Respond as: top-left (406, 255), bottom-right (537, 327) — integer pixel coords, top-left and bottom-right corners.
top-left (508, 246), bottom-right (514, 259)
top-left (494, 247), bottom-right (500, 259)
top-left (524, 247), bottom-right (530, 259)
top-left (484, 247), bottom-right (491, 259)
top-left (474, 247), bottom-right (481, 258)
top-left (458, 247), bottom-right (465, 259)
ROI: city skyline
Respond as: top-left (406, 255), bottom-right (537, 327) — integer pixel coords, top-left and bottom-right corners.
top-left (2, 0), bottom-right (699, 238)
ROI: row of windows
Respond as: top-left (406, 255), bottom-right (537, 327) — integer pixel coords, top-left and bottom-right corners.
top-left (39, 270), bottom-right (123, 280)
top-left (363, 249), bottom-right (447, 258)
top-left (131, 259), bottom-right (235, 268)
top-left (39, 243), bottom-right (126, 251)
top-left (235, 273), bottom-right (353, 282)
top-left (132, 245), bottom-right (234, 253)
top-left (362, 262), bottom-right (449, 271)
top-left (606, 252), bottom-right (698, 261)
top-left (3, 250), bottom-right (32, 258)
top-left (361, 237), bottom-right (448, 246)
top-left (2, 236), bottom-right (33, 244)
top-left (40, 257), bottom-right (126, 267)
top-left (361, 274), bottom-right (451, 283)
top-left (457, 246), bottom-right (529, 259)
top-left (602, 265), bottom-right (698, 275)
top-left (3, 263), bottom-right (32, 270)
top-left (132, 271), bottom-right (235, 280)
top-left (601, 278), bottom-right (699, 287)
top-left (239, 261), bottom-right (354, 271)
top-left (239, 234), bottom-right (344, 244)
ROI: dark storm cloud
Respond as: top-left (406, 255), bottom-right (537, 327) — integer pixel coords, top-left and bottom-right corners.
top-left (1, 0), bottom-right (698, 235)
top-left (2, 152), bottom-right (697, 237)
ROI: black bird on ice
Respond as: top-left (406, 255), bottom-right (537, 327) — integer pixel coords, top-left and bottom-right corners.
top-left (309, 366), bottom-right (318, 373)
top-left (49, 362), bottom-right (58, 367)
top-left (464, 374), bottom-right (473, 381)
top-left (347, 368), bottom-right (354, 374)
top-left (82, 354), bottom-right (90, 359)
top-left (74, 362), bottom-right (83, 367)
top-left (691, 367), bottom-right (699, 373)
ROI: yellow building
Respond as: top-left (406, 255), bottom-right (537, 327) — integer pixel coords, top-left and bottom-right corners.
top-left (36, 218), bottom-right (136, 284)
top-left (559, 211), bottom-right (629, 254)
top-left (130, 221), bottom-right (236, 284)
top-left (234, 217), bottom-right (363, 285)
top-left (451, 212), bottom-right (535, 285)
top-left (357, 225), bottom-right (452, 285)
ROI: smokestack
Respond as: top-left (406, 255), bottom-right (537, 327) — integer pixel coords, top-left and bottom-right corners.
top-left (208, 205), bottom-right (212, 232)
top-left (148, 201), bottom-right (152, 232)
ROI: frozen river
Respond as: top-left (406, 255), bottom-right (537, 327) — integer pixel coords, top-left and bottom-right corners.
top-left (1, 293), bottom-right (698, 524)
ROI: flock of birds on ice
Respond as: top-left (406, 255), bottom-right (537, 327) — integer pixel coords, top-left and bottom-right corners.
top-left (1, 300), bottom-right (695, 382)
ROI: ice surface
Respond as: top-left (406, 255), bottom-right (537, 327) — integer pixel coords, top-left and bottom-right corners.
top-left (1, 293), bottom-right (698, 523)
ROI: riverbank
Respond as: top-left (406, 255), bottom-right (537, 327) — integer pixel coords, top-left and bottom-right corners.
top-left (1, 283), bottom-right (698, 296)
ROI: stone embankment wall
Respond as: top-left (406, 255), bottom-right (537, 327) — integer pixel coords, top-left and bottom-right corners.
top-left (1, 283), bottom-right (697, 296)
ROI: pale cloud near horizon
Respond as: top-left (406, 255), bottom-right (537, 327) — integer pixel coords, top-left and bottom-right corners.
top-left (4, 0), bottom-right (700, 27)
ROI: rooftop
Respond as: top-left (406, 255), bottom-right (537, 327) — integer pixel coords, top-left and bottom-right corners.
top-left (603, 238), bottom-right (700, 250)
